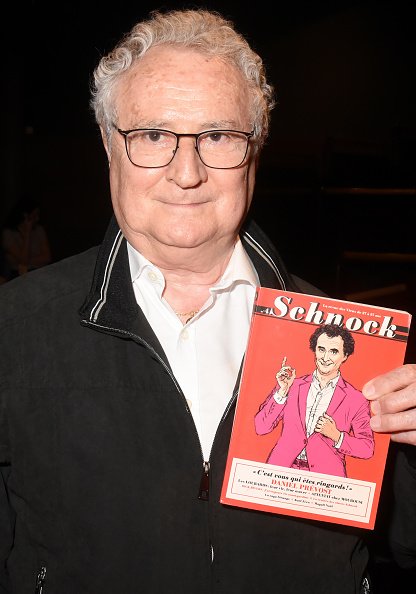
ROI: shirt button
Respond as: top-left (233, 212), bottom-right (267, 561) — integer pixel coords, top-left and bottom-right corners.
top-left (181, 330), bottom-right (189, 340)
top-left (147, 271), bottom-right (158, 282)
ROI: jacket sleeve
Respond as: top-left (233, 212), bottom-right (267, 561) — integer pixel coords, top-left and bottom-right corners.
top-left (389, 444), bottom-right (416, 569)
top-left (254, 386), bottom-right (287, 435)
top-left (338, 397), bottom-right (375, 460)
top-left (0, 464), bottom-right (13, 592)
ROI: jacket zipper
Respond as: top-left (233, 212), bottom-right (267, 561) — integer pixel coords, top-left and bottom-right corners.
top-left (35, 566), bottom-right (47, 593)
top-left (198, 461), bottom-right (210, 500)
top-left (81, 319), bottom-right (241, 565)
top-left (82, 322), bottom-right (241, 503)
top-left (81, 320), bottom-right (209, 495)
top-left (198, 385), bottom-right (240, 502)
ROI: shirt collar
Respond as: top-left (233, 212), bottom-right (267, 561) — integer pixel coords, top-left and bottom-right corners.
top-left (312, 370), bottom-right (341, 390)
top-left (127, 242), bottom-right (159, 284)
top-left (212, 237), bottom-right (259, 291)
top-left (126, 236), bottom-right (259, 289)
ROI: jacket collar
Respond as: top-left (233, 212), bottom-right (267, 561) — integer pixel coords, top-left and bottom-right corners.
top-left (79, 215), bottom-right (297, 334)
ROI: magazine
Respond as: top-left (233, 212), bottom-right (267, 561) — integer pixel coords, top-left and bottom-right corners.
top-left (220, 289), bottom-right (412, 529)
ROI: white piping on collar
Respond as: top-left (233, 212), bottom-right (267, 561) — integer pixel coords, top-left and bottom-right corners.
top-left (242, 230), bottom-right (286, 290)
top-left (90, 228), bottom-right (285, 321)
top-left (90, 229), bottom-right (124, 322)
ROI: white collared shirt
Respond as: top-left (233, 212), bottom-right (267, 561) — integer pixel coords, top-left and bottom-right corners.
top-left (306, 371), bottom-right (340, 437)
top-left (127, 239), bottom-right (259, 460)
top-left (299, 371), bottom-right (343, 459)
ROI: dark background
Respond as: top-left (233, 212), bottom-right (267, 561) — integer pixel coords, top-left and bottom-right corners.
top-left (2, 1), bottom-right (416, 259)
top-left (2, 1), bottom-right (416, 589)
top-left (4, 0), bottom-right (415, 346)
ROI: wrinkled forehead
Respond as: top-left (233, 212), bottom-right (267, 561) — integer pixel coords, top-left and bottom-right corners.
top-left (114, 45), bottom-right (252, 127)
top-left (125, 44), bottom-right (244, 85)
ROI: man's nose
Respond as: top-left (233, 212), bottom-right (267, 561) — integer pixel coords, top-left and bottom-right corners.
top-left (167, 136), bottom-right (207, 186)
top-left (174, 136), bottom-right (199, 158)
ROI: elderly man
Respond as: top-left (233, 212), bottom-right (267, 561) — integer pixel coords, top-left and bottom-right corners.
top-left (0, 8), bottom-right (415, 594)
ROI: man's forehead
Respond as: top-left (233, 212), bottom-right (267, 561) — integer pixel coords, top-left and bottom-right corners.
top-left (316, 334), bottom-right (344, 347)
top-left (115, 46), bottom-right (250, 124)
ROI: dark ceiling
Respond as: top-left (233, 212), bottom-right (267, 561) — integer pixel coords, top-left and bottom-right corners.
top-left (2, 0), bottom-right (415, 268)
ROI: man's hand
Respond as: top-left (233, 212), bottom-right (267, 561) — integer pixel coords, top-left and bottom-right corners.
top-left (315, 412), bottom-right (341, 443)
top-left (362, 364), bottom-right (416, 445)
top-left (275, 356), bottom-right (296, 397)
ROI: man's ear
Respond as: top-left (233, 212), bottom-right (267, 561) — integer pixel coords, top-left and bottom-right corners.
top-left (100, 126), bottom-right (111, 164)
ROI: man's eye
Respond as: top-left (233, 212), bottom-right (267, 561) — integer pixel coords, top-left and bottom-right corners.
top-left (147, 131), bottom-right (162, 142)
top-left (206, 132), bottom-right (225, 143)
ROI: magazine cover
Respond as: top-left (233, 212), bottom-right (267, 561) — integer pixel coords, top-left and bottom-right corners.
top-left (221, 289), bottom-right (412, 529)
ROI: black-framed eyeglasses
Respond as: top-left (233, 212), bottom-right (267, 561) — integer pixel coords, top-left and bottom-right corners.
top-left (114, 126), bottom-right (254, 169)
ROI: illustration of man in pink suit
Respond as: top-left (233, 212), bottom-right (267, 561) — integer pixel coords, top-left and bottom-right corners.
top-left (254, 324), bottom-right (374, 477)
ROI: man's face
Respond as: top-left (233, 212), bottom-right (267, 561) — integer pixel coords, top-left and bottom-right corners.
top-left (314, 334), bottom-right (347, 378)
top-left (104, 45), bottom-right (257, 265)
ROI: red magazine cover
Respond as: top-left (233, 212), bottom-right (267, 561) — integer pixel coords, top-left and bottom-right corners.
top-left (221, 288), bottom-right (412, 529)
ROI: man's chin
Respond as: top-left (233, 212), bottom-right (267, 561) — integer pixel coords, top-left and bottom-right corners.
top-left (318, 366), bottom-right (333, 375)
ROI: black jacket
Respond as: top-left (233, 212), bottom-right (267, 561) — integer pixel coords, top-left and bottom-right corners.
top-left (0, 216), bottom-right (371, 593)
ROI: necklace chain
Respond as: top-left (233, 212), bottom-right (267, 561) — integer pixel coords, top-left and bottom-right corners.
top-left (175, 309), bottom-right (199, 322)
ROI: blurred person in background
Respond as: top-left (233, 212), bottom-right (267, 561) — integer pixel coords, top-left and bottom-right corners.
top-left (1, 194), bottom-right (52, 280)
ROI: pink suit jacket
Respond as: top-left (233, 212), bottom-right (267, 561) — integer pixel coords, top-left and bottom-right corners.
top-left (254, 374), bottom-right (374, 477)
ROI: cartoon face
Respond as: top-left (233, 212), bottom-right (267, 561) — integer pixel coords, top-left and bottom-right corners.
top-left (314, 334), bottom-right (347, 378)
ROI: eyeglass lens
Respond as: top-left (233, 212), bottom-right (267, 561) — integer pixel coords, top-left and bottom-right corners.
top-left (124, 130), bottom-right (250, 168)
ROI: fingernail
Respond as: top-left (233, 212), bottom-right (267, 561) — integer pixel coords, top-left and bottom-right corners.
top-left (363, 383), bottom-right (375, 398)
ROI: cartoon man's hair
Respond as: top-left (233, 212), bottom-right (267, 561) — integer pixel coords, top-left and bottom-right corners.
top-left (309, 324), bottom-right (355, 357)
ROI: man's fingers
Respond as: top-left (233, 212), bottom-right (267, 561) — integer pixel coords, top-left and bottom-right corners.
top-left (370, 383), bottom-right (416, 416)
top-left (390, 430), bottom-right (416, 445)
top-left (363, 364), bottom-right (416, 400)
top-left (366, 365), bottom-right (416, 446)
top-left (371, 407), bottom-right (416, 434)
